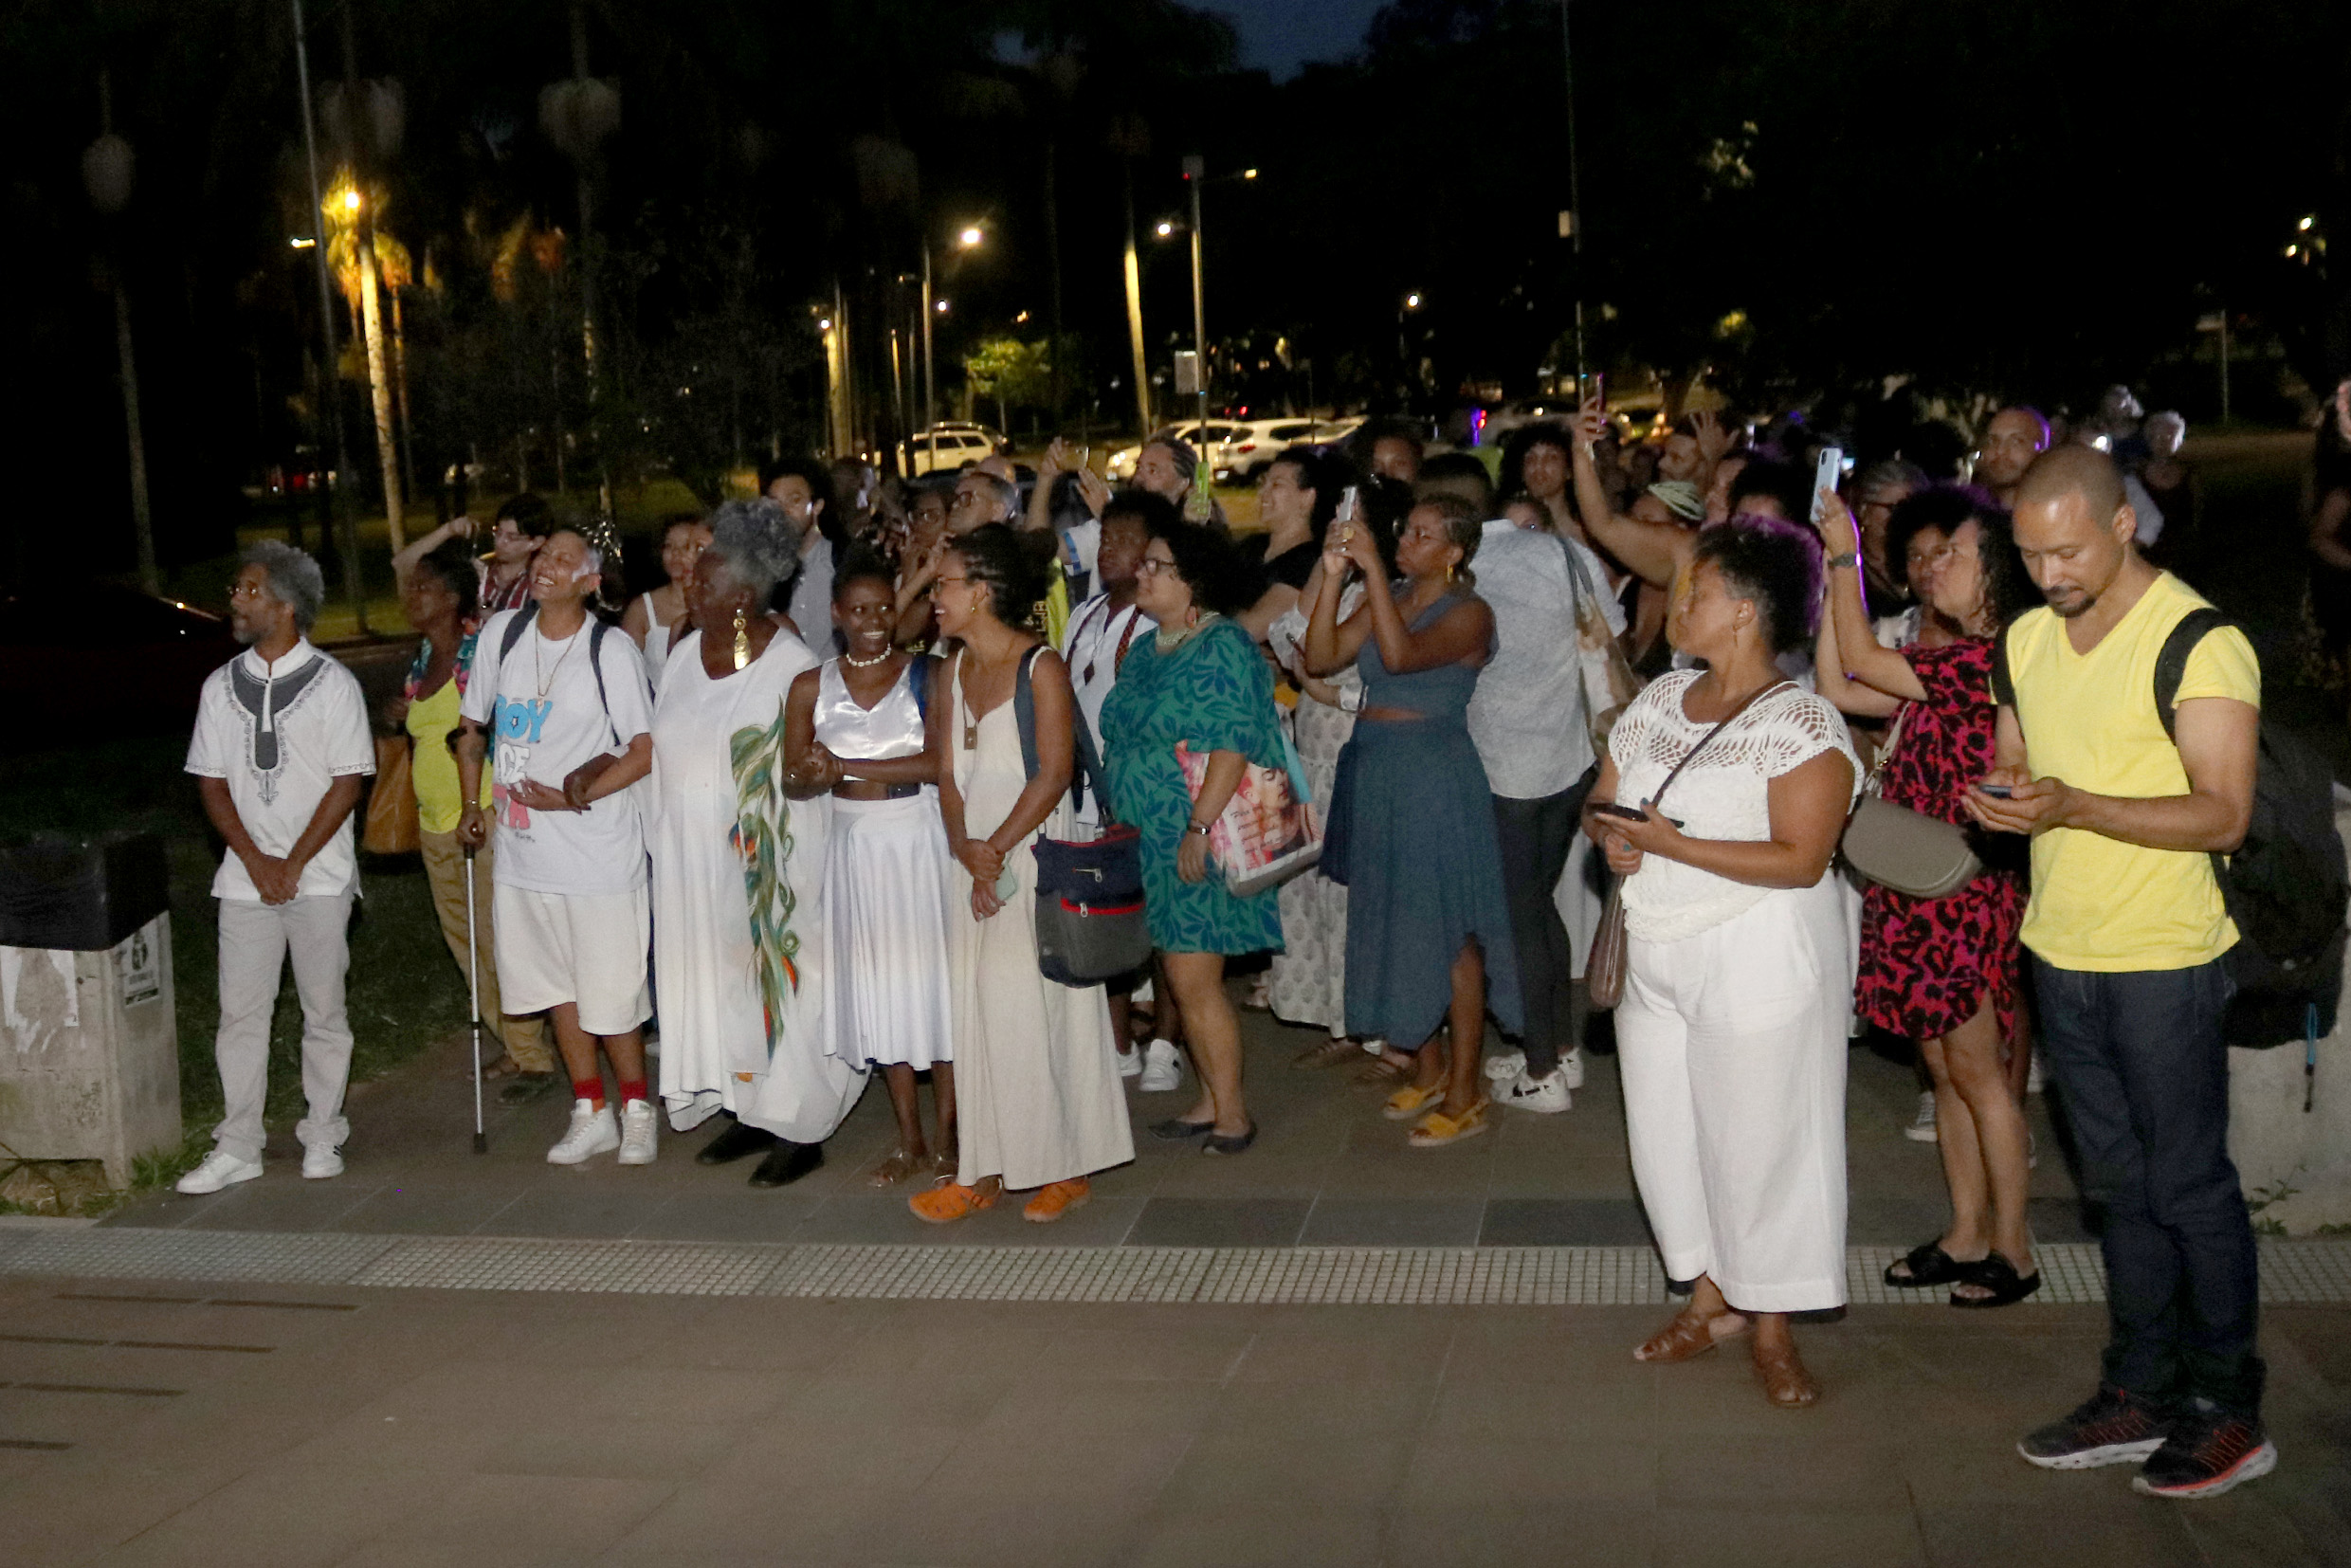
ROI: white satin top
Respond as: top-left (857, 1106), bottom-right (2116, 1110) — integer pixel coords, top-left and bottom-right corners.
top-left (813, 657), bottom-right (926, 759)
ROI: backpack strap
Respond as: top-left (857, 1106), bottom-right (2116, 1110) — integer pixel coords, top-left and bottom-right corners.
top-left (2153, 607), bottom-right (2233, 741)
top-left (1012, 645), bottom-right (1043, 782)
top-left (585, 618), bottom-right (622, 748)
top-left (497, 602), bottom-right (538, 663)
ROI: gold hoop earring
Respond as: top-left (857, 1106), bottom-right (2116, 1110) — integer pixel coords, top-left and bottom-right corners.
top-left (1445, 561), bottom-right (1457, 586)
top-left (732, 608), bottom-right (750, 670)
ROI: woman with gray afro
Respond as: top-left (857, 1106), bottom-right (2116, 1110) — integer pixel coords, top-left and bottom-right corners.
top-left (647, 490), bottom-right (863, 1187)
top-left (701, 498), bottom-right (805, 634)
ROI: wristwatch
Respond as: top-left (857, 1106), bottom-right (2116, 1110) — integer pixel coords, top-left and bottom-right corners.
top-left (1826, 551), bottom-right (1860, 571)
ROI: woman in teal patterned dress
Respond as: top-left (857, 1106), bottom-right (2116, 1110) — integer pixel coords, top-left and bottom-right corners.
top-left (1102, 520), bottom-right (1286, 1154)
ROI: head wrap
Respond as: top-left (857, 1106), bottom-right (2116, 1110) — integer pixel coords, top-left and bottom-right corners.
top-left (1646, 480), bottom-right (1705, 522)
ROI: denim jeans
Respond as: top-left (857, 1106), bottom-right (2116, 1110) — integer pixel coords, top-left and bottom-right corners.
top-left (2031, 956), bottom-right (2264, 1414)
top-left (1491, 767), bottom-right (1597, 1076)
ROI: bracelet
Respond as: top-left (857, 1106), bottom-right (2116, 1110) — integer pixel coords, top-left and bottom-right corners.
top-left (1187, 821), bottom-right (1212, 838)
top-left (1826, 551), bottom-right (1860, 571)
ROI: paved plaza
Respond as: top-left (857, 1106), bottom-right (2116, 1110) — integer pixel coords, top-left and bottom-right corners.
top-left (2, 1008), bottom-right (2346, 1567)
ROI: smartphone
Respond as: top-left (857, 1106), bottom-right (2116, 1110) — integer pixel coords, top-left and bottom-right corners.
top-left (1812, 446), bottom-right (1844, 523)
top-left (1977, 784), bottom-right (2014, 799)
top-left (1590, 802), bottom-right (1648, 823)
top-left (1337, 485), bottom-right (1358, 523)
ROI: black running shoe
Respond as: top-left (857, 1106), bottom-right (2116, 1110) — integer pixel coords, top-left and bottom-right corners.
top-left (2132, 1403), bottom-right (2278, 1499)
top-left (2017, 1386), bottom-right (2172, 1469)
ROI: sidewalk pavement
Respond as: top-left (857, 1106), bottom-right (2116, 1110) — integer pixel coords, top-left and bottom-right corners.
top-left (0, 1267), bottom-right (2343, 1568)
top-left (111, 1004), bottom-right (2089, 1254)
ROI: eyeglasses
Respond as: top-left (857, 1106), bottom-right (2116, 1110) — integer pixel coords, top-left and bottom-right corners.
top-left (1135, 558), bottom-right (1177, 577)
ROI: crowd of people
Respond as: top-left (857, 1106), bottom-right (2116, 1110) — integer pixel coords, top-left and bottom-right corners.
top-left (170, 390), bottom-right (2278, 1500)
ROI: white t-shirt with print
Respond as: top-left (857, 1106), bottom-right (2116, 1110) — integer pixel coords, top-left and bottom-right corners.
top-left (185, 639), bottom-right (374, 901)
top-left (462, 609), bottom-right (654, 896)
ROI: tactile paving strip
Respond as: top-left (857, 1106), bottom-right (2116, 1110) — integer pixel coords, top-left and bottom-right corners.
top-left (0, 1228), bottom-right (398, 1285)
top-left (3, 1229), bottom-right (2348, 1306)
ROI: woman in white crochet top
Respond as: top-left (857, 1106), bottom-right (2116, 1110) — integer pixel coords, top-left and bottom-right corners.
top-left (1582, 517), bottom-right (1859, 1409)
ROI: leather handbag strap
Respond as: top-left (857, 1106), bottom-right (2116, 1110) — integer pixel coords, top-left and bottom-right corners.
top-left (1649, 680), bottom-right (1792, 813)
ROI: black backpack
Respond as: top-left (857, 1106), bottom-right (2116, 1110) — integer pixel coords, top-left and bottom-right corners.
top-left (496, 603), bottom-right (626, 746)
top-left (1996, 608), bottom-right (2347, 1045)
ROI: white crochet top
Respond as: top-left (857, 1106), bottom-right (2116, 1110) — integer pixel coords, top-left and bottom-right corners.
top-left (1607, 670), bottom-right (1860, 942)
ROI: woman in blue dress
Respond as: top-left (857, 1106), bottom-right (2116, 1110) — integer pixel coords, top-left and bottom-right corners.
top-left (1303, 493), bottom-right (1522, 1146)
top-left (1102, 520), bottom-right (1287, 1155)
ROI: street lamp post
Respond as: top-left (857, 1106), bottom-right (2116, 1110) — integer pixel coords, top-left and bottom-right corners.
top-left (920, 224), bottom-right (982, 469)
top-left (290, 0), bottom-right (368, 632)
top-left (1183, 155), bottom-right (1207, 472)
top-left (82, 71), bottom-right (158, 596)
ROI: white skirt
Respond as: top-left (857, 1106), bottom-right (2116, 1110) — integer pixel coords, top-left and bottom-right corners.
top-left (822, 793), bottom-right (956, 1070)
top-left (1616, 879), bottom-right (1850, 1313)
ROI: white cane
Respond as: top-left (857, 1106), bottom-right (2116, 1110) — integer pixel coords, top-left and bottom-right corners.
top-left (464, 846), bottom-right (486, 1155)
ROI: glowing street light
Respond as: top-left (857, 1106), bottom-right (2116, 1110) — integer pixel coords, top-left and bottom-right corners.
top-left (2300, 215), bottom-right (2316, 230)
top-left (1405, 292), bottom-right (1423, 309)
top-left (1155, 220), bottom-right (1176, 238)
top-left (958, 225), bottom-right (984, 247)
top-left (341, 187), bottom-right (361, 212)
top-left (921, 221), bottom-right (987, 450)
top-left (935, 299), bottom-right (950, 313)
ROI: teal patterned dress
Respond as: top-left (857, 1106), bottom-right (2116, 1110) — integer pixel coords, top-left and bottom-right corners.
top-left (1100, 615), bottom-right (1288, 956)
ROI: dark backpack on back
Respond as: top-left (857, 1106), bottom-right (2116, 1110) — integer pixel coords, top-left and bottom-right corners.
top-left (1996, 608), bottom-right (2347, 1045)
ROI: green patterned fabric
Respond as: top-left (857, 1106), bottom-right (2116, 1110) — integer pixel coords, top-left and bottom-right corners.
top-left (1100, 617), bottom-right (1286, 956)
top-left (727, 705), bottom-right (802, 1048)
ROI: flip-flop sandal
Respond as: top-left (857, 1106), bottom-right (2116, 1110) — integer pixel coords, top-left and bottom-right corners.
top-left (1950, 1253), bottom-right (2043, 1308)
top-left (1382, 1081), bottom-right (1447, 1121)
top-left (1354, 1055), bottom-right (1410, 1086)
top-left (1408, 1099), bottom-right (1489, 1147)
top-left (1884, 1240), bottom-right (1974, 1287)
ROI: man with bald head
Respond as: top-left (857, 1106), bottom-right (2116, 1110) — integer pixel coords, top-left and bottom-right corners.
top-left (1974, 407), bottom-right (2050, 505)
top-left (1968, 445), bottom-right (2271, 1499)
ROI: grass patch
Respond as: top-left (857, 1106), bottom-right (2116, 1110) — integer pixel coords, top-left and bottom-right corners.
top-left (0, 737), bottom-right (469, 1209)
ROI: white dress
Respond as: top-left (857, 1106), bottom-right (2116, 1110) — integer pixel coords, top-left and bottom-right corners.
top-left (1264, 594), bottom-right (1358, 1035)
top-left (649, 629), bottom-right (866, 1142)
top-left (1605, 672), bottom-right (1860, 1313)
top-left (947, 652), bottom-right (1134, 1190)
top-left (816, 658), bottom-right (956, 1070)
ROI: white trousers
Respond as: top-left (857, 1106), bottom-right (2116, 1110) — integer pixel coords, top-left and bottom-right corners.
top-left (211, 892), bottom-right (355, 1163)
top-left (1617, 881), bottom-right (1850, 1313)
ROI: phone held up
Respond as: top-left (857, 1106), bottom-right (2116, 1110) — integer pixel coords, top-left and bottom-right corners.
top-left (1811, 446), bottom-right (1845, 524)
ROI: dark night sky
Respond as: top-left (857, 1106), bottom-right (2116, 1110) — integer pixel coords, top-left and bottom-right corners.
top-left (1210, 0), bottom-right (1387, 76)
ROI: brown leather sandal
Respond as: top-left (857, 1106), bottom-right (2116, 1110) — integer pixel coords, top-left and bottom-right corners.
top-left (1633, 1308), bottom-right (1749, 1363)
top-left (1752, 1339), bottom-right (1821, 1408)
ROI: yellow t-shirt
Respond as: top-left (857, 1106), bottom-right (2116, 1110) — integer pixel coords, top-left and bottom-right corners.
top-left (404, 677), bottom-right (489, 835)
top-left (2005, 572), bottom-right (2260, 972)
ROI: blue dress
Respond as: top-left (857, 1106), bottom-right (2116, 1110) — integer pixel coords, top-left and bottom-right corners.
top-left (1327, 592), bottom-right (1522, 1046)
top-left (1100, 616), bottom-right (1288, 956)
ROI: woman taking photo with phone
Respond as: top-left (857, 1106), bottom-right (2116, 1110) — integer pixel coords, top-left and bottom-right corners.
top-left (1814, 486), bottom-right (2042, 1306)
top-left (1584, 516), bottom-right (1857, 1407)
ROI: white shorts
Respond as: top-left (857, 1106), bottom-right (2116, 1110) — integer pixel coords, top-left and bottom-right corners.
top-left (494, 884), bottom-right (651, 1036)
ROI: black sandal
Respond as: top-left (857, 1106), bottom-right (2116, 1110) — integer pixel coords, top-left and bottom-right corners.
top-left (1950, 1252), bottom-right (2042, 1308)
top-left (1884, 1241), bottom-right (1974, 1287)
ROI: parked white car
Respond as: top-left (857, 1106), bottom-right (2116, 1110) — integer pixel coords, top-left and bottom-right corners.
top-left (1104, 422), bottom-right (1242, 483)
top-left (902, 423), bottom-right (1008, 478)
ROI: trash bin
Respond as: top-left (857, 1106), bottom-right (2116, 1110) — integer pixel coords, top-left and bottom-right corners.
top-left (0, 833), bottom-right (179, 1189)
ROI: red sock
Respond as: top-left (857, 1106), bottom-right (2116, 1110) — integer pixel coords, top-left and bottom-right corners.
top-left (617, 1078), bottom-right (649, 1106)
top-left (572, 1078), bottom-right (606, 1110)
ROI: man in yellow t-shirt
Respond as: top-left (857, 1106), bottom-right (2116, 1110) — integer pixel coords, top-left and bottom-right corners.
top-left (1967, 446), bottom-right (2271, 1500)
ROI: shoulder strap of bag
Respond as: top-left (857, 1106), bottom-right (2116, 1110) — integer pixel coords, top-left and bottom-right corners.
top-left (2153, 607), bottom-right (2232, 742)
top-left (1859, 702), bottom-right (1911, 796)
top-left (1009, 642), bottom-right (1108, 812)
top-left (497, 602), bottom-right (538, 663)
top-left (1650, 679), bottom-right (1793, 812)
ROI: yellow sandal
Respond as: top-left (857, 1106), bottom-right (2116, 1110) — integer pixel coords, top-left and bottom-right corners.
top-left (1383, 1082), bottom-right (1447, 1121)
top-left (1408, 1099), bottom-right (1490, 1148)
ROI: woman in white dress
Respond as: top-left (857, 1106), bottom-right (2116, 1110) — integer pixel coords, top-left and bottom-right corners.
top-left (784, 557), bottom-right (957, 1187)
top-left (1582, 518), bottom-right (1858, 1408)
top-left (650, 499), bottom-right (865, 1189)
top-left (910, 524), bottom-right (1133, 1225)
top-left (622, 513), bottom-right (711, 693)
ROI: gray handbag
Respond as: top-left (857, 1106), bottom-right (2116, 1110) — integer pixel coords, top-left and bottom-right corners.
top-left (1840, 705), bottom-right (1982, 900)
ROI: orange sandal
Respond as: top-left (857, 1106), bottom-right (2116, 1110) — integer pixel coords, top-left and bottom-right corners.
top-left (910, 1180), bottom-right (999, 1224)
top-left (1383, 1081), bottom-right (1447, 1121)
top-left (1633, 1308), bottom-right (1749, 1363)
top-left (1407, 1099), bottom-right (1489, 1147)
top-left (1022, 1176), bottom-right (1091, 1224)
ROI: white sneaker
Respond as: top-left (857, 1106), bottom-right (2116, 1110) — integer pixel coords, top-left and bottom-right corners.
top-left (2027, 1050), bottom-right (2047, 1095)
top-left (1904, 1089), bottom-right (1939, 1143)
top-left (617, 1100), bottom-right (659, 1165)
top-left (176, 1150), bottom-right (263, 1194)
top-left (1138, 1039), bottom-right (1183, 1093)
top-left (301, 1144), bottom-right (344, 1180)
top-left (548, 1100), bottom-right (620, 1165)
top-left (1116, 1046), bottom-right (1142, 1079)
top-left (1484, 1048), bottom-right (1527, 1082)
top-left (1496, 1066), bottom-right (1572, 1114)
top-left (1559, 1048), bottom-right (1585, 1090)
